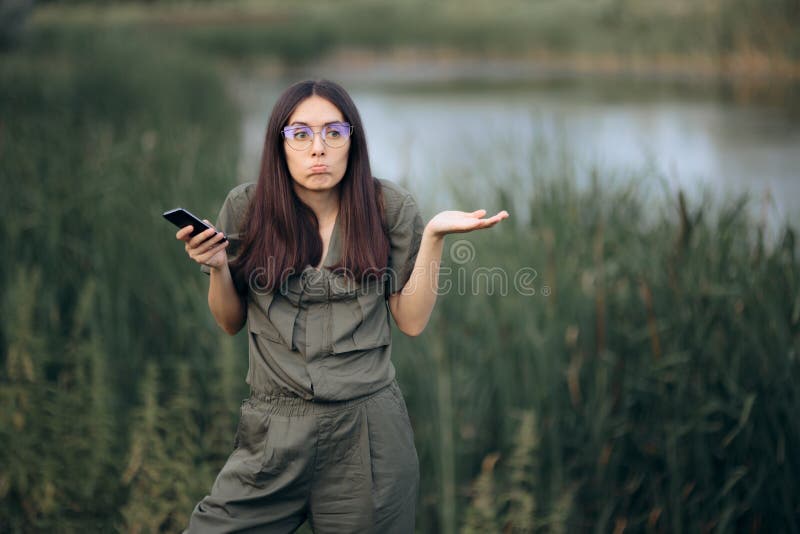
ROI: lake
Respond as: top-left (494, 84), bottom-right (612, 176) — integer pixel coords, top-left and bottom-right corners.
top-left (231, 68), bottom-right (800, 231)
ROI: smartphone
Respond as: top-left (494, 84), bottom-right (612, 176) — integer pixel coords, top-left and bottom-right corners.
top-left (162, 207), bottom-right (227, 241)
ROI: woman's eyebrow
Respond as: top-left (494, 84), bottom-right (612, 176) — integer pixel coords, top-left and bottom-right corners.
top-left (287, 120), bottom-right (344, 126)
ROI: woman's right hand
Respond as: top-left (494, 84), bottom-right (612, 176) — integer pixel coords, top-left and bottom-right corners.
top-left (176, 221), bottom-right (229, 271)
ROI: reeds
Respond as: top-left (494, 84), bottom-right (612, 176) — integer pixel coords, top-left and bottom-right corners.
top-left (393, 175), bottom-right (800, 531)
top-left (1, 27), bottom-right (246, 531)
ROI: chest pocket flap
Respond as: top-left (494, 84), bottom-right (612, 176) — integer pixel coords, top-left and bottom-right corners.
top-left (331, 288), bottom-right (391, 354)
top-left (247, 292), bottom-right (291, 345)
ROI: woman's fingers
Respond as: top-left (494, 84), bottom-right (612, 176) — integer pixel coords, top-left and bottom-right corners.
top-left (184, 229), bottom-right (226, 259)
top-left (466, 209), bottom-right (507, 220)
top-left (458, 210), bottom-right (509, 231)
top-left (476, 218), bottom-right (506, 230)
top-left (195, 231), bottom-right (227, 254)
top-left (188, 227), bottom-right (218, 248)
top-left (189, 239), bottom-right (228, 264)
top-left (176, 225), bottom-right (194, 240)
top-left (180, 220), bottom-right (219, 244)
top-left (483, 210), bottom-right (509, 224)
top-left (176, 219), bottom-right (227, 267)
top-left (194, 240), bottom-right (229, 264)
top-left (465, 210), bottom-right (508, 224)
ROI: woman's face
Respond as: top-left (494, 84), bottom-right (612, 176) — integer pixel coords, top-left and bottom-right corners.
top-left (283, 95), bottom-right (350, 196)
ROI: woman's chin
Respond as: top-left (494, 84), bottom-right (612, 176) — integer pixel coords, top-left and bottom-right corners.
top-left (296, 174), bottom-right (342, 192)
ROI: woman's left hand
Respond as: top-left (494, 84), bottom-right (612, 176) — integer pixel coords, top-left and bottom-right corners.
top-left (425, 209), bottom-right (509, 238)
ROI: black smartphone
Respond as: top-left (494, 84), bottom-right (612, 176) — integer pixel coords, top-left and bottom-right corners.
top-left (162, 207), bottom-right (227, 241)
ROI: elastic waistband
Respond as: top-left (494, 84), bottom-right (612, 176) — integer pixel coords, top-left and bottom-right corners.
top-left (246, 380), bottom-right (398, 417)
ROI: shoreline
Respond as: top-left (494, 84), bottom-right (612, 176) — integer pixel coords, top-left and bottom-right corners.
top-left (220, 49), bottom-right (800, 109)
top-left (310, 48), bottom-right (800, 84)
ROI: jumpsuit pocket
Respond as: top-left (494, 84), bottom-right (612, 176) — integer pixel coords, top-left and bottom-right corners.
top-left (331, 291), bottom-right (391, 353)
top-left (258, 416), bottom-right (303, 475)
top-left (232, 399), bottom-right (249, 450)
top-left (233, 402), bottom-right (271, 474)
top-left (235, 403), bottom-right (305, 477)
top-left (246, 292), bottom-right (285, 344)
top-left (352, 291), bottom-right (391, 349)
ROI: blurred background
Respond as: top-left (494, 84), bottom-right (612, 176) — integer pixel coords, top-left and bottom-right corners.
top-left (2, 0), bottom-right (799, 532)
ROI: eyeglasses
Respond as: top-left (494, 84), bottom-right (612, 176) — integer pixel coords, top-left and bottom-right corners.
top-left (281, 122), bottom-right (353, 151)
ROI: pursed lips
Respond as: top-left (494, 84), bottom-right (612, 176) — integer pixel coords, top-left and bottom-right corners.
top-left (309, 163), bottom-right (328, 174)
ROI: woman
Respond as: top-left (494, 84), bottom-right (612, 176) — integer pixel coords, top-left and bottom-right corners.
top-left (177, 79), bottom-right (508, 533)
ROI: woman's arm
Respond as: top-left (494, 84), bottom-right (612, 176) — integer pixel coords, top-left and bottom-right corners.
top-left (177, 224), bottom-right (246, 335)
top-left (388, 209), bottom-right (508, 336)
top-left (207, 262), bottom-right (246, 335)
top-left (388, 228), bottom-right (444, 336)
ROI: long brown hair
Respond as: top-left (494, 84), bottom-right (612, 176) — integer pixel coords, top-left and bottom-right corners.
top-left (230, 79), bottom-right (390, 294)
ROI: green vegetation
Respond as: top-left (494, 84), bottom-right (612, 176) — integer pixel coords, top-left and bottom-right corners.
top-left (2, 9), bottom-right (799, 534)
top-left (23, 0), bottom-right (800, 74)
top-left (1, 27), bottom-right (244, 531)
top-left (395, 178), bottom-right (799, 531)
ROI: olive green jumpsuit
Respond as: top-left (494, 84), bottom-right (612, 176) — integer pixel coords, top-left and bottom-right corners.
top-left (187, 179), bottom-right (424, 533)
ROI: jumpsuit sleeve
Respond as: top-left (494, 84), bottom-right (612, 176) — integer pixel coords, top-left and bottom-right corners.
top-left (200, 184), bottom-right (252, 275)
top-left (385, 193), bottom-right (425, 294)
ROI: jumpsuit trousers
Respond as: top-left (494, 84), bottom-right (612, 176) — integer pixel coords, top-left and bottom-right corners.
top-left (185, 380), bottom-right (419, 533)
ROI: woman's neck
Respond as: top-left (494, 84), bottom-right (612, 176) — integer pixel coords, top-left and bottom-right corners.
top-left (294, 184), bottom-right (340, 227)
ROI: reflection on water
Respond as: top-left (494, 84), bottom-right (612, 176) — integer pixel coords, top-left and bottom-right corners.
top-left (234, 76), bottom-right (800, 228)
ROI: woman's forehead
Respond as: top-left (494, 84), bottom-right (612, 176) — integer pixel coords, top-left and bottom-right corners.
top-left (287, 95), bottom-right (344, 125)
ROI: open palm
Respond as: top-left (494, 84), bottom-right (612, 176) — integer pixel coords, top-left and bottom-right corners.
top-left (426, 209), bottom-right (509, 238)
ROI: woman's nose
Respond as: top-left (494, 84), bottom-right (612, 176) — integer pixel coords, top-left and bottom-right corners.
top-left (310, 132), bottom-right (326, 156)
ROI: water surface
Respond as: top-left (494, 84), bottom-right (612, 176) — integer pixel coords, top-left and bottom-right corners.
top-left (233, 74), bottom-right (800, 229)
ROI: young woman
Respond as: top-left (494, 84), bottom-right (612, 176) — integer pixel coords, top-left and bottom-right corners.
top-left (177, 79), bottom-right (508, 533)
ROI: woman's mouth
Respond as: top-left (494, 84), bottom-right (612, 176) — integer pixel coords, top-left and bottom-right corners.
top-left (310, 164), bottom-right (328, 173)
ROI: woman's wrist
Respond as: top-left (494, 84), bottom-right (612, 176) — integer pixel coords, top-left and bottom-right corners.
top-left (422, 223), bottom-right (446, 243)
top-left (208, 260), bottom-right (230, 276)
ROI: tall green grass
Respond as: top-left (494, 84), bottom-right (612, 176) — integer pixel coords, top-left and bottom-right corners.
top-left (1, 26), bottom-right (245, 531)
top-left (393, 177), bottom-right (800, 532)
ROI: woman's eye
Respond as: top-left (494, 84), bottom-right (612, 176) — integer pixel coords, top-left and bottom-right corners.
top-left (294, 130), bottom-right (310, 140)
top-left (326, 129), bottom-right (341, 139)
